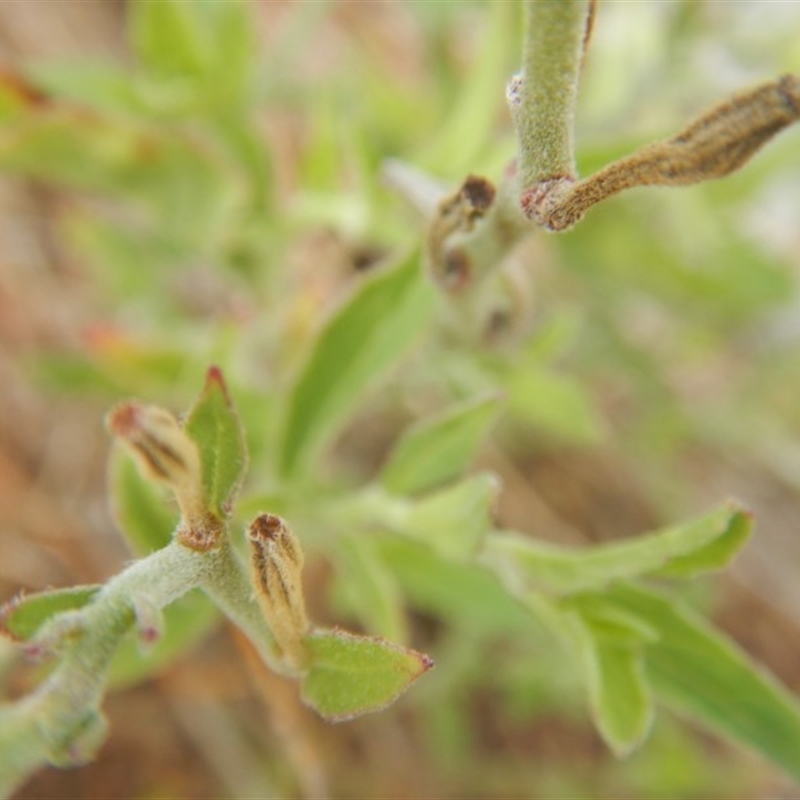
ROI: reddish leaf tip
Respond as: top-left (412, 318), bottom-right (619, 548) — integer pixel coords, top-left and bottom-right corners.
top-left (205, 366), bottom-right (233, 405)
top-left (206, 365), bottom-right (224, 386)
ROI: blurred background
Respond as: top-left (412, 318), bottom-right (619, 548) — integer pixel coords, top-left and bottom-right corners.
top-left (1, 1), bottom-right (800, 797)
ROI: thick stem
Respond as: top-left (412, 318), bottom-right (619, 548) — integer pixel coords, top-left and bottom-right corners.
top-left (516, 0), bottom-right (589, 187)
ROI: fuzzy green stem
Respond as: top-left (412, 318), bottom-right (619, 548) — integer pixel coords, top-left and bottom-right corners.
top-left (0, 542), bottom-right (209, 797)
top-left (516, 0), bottom-right (588, 187)
top-left (197, 539), bottom-right (282, 672)
top-left (0, 537), bottom-right (284, 798)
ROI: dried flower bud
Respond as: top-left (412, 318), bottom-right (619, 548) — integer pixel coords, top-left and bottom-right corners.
top-left (106, 402), bottom-right (220, 551)
top-left (427, 175), bottom-right (497, 291)
top-left (107, 403), bottom-right (200, 492)
top-left (248, 514), bottom-right (309, 670)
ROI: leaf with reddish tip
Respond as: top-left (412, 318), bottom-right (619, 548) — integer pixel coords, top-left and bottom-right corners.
top-left (301, 629), bottom-right (433, 722)
top-left (0, 586), bottom-right (100, 642)
top-left (183, 366), bottom-right (248, 518)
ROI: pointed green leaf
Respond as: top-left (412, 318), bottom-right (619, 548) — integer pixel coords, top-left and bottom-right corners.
top-left (109, 445), bottom-right (178, 554)
top-left (401, 472), bottom-right (500, 561)
top-left (564, 595), bottom-right (659, 647)
top-left (301, 629), bottom-right (433, 722)
top-left (653, 507), bottom-right (752, 578)
top-left (279, 250), bottom-right (435, 478)
top-left (0, 586), bottom-right (99, 642)
top-left (130, 0), bottom-right (210, 78)
top-left (108, 590), bottom-right (219, 689)
top-left (605, 583), bottom-right (800, 782)
top-left (26, 61), bottom-right (142, 117)
top-left (381, 394), bottom-right (501, 495)
top-left (569, 610), bottom-right (654, 756)
top-left (485, 502), bottom-right (751, 594)
top-left (183, 367), bottom-right (248, 518)
top-left (584, 636), bottom-right (653, 757)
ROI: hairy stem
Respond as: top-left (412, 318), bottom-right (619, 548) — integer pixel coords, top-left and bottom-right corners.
top-left (516, 0), bottom-right (589, 187)
top-left (0, 542), bottom-right (208, 796)
top-left (0, 536), bottom-right (281, 797)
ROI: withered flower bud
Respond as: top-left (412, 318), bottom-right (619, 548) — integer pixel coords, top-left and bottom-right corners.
top-left (106, 403), bottom-right (220, 550)
top-left (248, 514), bottom-right (310, 670)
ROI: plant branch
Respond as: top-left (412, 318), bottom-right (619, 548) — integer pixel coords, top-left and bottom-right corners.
top-left (527, 72), bottom-right (800, 231)
top-left (0, 541), bottom-right (208, 796)
top-left (514, 0), bottom-right (589, 188)
top-left (0, 534), bottom-right (282, 797)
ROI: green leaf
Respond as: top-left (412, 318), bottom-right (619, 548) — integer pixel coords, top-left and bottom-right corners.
top-left (416, 1), bottom-right (516, 176)
top-left (332, 535), bottom-right (408, 643)
top-left (197, 1), bottom-right (255, 110)
top-left (108, 590), bottom-right (219, 689)
top-left (606, 583), bottom-right (800, 781)
top-left (401, 472), bottom-right (500, 562)
top-left (569, 610), bottom-right (654, 756)
top-left (505, 366), bottom-right (605, 444)
top-left (130, 0), bottom-right (210, 78)
top-left (0, 586), bottom-right (99, 642)
top-left (378, 535), bottom-right (533, 635)
top-left (183, 367), bottom-right (248, 518)
top-left (653, 507), bottom-right (752, 578)
top-left (380, 394), bottom-right (501, 495)
top-left (301, 628), bottom-right (433, 722)
top-left (109, 445), bottom-right (178, 554)
top-left (583, 636), bottom-right (653, 757)
top-left (0, 111), bottom-right (142, 191)
top-left (25, 61), bottom-right (143, 117)
top-left (485, 501), bottom-right (751, 595)
top-left (278, 250), bottom-right (436, 478)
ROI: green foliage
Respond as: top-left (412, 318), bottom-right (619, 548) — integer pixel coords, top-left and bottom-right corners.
top-left (399, 472), bottom-right (499, 561)
top-left (278, 249), bottom-right (436, 478)
top-left (301, 629), bottom-right (434, 722)
top-left (587, 584), bottom-right (800, 781)
top-left (578, 622), bottom-right (653, 756)
top-left (183, 367), bottom-right (248, 518)
top-left (380, 394), bottom-right (500, 495)
top-left (486, 502), bottom-right (752, 594)
top-left (110, 447), bottom-right (177, 553)
top-left (0, 587), bottom-right (99, 642)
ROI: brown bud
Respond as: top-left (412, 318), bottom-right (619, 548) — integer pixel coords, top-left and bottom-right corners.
top-left (106, 402), bottom-right (219, 550)
top-left (427, 175), bottom-right (497, 291)
top-left (248, 514), bottom-right (309, 670)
